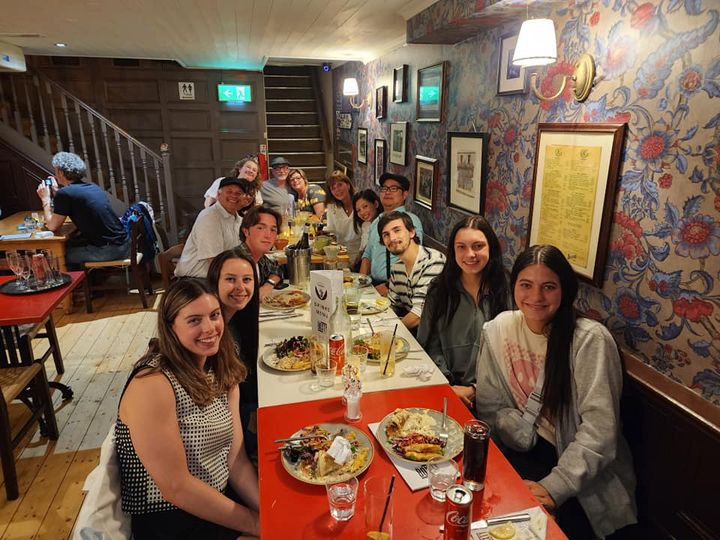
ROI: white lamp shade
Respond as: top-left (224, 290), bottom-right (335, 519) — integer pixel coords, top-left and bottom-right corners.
top-left (512, 19), bottom-right (557, 67)
top-left (343, 78), bottom-right (359, 96)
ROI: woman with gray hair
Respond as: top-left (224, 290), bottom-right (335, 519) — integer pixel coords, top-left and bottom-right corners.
top-left (36, 151), bottom-right (129, 268)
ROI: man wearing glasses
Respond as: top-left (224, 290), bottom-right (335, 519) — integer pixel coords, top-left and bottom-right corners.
top-left (359, 173), bottom-right (424, 294)
top-left (261, 156), bottom-right (295, 216)
top-left (175, 177), bottom-right (250, 278)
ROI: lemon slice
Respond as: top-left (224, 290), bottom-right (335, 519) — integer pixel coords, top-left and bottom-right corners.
top-left (366, 532), bottom-right (390, 540)
top-left (489, 522), bottom-right (516, 540)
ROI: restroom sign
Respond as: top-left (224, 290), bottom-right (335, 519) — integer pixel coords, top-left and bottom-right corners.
top-left (178, 82), bottom-right (195, 100)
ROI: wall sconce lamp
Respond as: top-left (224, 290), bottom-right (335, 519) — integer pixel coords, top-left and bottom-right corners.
top-left (512, 18), bottom-right (596, 102)
top-left (343, 77), bottom-right (371, 109)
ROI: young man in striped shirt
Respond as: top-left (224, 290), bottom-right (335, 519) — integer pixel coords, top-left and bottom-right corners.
top-left (379, 211), bottom-right (446, 332)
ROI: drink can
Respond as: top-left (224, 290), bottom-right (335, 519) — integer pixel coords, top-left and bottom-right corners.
top-left (328, 334), bottom-right (345, 373)
top-left (462, 420), bottom-right (490, 492)
top-left (443, 484), bottom-right (473, 539)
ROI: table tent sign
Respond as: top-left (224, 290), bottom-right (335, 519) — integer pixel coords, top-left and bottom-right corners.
top-left (310, 270), bottom-right (343, 341)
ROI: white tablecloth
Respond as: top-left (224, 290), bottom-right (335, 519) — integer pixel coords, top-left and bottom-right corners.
top-left (257, 287), bottom-right (448, 408)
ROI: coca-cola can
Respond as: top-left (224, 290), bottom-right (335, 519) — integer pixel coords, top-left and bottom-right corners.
top-left (443, 484), bottom-right (473, 539)
top-left (328, 334), bottom-right (345, 373)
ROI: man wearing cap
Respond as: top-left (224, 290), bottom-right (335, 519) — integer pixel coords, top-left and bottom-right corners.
top-left (260, 156), bottom-right (295, 215)
top-left (36, 151), bottom-right (129, 268)
top-left (174, 177), bottom-right (246, 278)
top-left (360, 172), bottom-right (424, 294)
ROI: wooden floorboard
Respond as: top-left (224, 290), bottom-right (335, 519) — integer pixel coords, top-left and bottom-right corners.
top-left (0, 289), bottom-right (158, 539)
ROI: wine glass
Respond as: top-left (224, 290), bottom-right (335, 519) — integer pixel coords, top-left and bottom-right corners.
top-left (6, 251), bottom-right (26, 290)
top-left (19, 254), bottom-right (32, 289)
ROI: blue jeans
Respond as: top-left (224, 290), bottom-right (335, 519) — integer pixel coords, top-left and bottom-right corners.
top-left (66, 238), bottom-right (130, 269)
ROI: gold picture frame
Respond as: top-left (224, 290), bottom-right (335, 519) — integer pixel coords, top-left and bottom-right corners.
top-left (528, 123), bottom-right (627, 286)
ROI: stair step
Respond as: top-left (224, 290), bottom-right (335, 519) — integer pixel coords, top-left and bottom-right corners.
top-left (300, 166), bottom-right (329, 182)
top-left (263, 65), bottom-right (312, 76)
top-left (265, 87), bottom-right (314, 99)
top-left (268, 152), bottom-right (326, 166)
top-left (266, 112), bottom-right (318, 125)
top-left (263, 75), bottom-right (311, 87)
top-left (268, 138), bottom-right (323, 152)
top-left (268, 125), bottom-right (321, 138)
top-left (266, 99), bottom-right (316, 112)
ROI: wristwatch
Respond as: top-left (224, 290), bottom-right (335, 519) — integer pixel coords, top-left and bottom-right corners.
top-left (265, 277), bottom-right (279, 287)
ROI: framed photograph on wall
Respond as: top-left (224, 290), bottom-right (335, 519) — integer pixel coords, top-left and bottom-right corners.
top-left (414, 155), bottom-right (438, 210)
top-left (497, 33), bottom-right (527, 95)
top-left (375, 86), bottom-right (388, 119)
top-left (374, 139), bottom-right (386, 185)
top-left (357, 128), bottom-right (368, 164)
top-left (416, 61), bottom-right (447, 122)
top-left (528, 122), bottom-right (627, 286)
top-left (336, 111), bottom-right (353, 130)
top-left (447, 132), bottom-right (489, 215)
top-left (393, 65), bottom-right (408, 102)
top-left (389, 122), bottom-right (407, 166)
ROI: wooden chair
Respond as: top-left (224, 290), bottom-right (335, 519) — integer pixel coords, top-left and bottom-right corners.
top-left (83, 215), bottom-right (154, 313)
top-left (158, 243), bottom-right (184, 291)
top-left (0, 332), bottom-right (59, 500)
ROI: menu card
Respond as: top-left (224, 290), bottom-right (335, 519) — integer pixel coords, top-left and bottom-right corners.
top-left (309, 270), bottom-right (343, 341)
top-left (368, 421), bottom-right (434, 491)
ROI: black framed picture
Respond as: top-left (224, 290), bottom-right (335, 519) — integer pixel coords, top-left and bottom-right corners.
top-left (497, 33), bottom-right (528, 95)
top-left (375, 86), bottom-right (388, 119)
top-left (389, 122), bottom-right (407, 166)
top-left (336, 112), bottom-right (353, 129)
top-left (357, 128), bottom-right (368, 164)
top-left (414, 155), bottom-right (438, 210)
top-left (374, 139), bottom-right (386, 185)
top-left (393, 65), bottom-right (408, 102)
top-left (416, 62), bottom-right (447, 122)
top-left (447, 131), bottom-right (489, 215)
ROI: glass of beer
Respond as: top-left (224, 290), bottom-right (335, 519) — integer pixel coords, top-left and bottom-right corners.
top-left (374, 331), bottom-right (395, 377)
top-left (462, 420), bottom-right (490, 491)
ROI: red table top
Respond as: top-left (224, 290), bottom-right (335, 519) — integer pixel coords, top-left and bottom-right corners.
top-left (0, 271), bottom-right (85, 325)
top-left (258, 384), bottom-right (567, 540)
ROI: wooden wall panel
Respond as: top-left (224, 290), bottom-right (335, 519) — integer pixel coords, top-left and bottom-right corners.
top-left (104, 79), bottom-right (160, 103)
top-left (108, 109), bottom-right (164, 131)
top-left (217, 112), bottom-right (260, 133)
top-left (219, 139), bottom-right (259, 161)
top-left (168, 110), bottom-right (211, 131)
top-left (171, 137), bottom-right (214, 162)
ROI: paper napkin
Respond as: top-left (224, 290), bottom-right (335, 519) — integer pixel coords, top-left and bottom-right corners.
top-left (401, 364), bottom-right (435, 381)
top-left (0, 233), bottom-right (32, 240)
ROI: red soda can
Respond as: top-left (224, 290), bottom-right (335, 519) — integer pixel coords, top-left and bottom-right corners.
top-left (443, 484), bottom-right (473, 540)
top-left (328, 334), bottom-right (345, 373)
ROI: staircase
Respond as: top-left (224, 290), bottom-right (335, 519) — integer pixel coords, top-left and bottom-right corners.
top-left (0, 69), bottom-right (178, 243)
top-left (263, 66), bottom-right (330, 183)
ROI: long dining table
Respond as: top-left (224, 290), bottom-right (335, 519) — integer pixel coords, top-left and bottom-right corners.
top-left (255, 281), bottom-right (568, 540)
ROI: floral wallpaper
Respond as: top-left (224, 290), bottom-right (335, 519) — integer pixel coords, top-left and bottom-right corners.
top-left (334, 0), bottom-right (720, 405)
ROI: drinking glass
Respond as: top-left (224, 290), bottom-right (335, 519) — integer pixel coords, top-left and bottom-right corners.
top-left (343, 280), bottom-right (361, 330)
top-left (374, 331), bottom-right (395, 377)
top-left (6, 251), bottom-right (26, 290)
top-left (19, 254), bottom-right (32, 289)
top-left (326, 476), bottom-right (358, 521)
top-left (309, 335), bottom-right (326, 375)
top-left (312, 359), bottom-right (336, 391)
top-left (348, 344), bottom-right (368, 375)
top-left (462, 420), bottom-right (490, 492)
top-left (364, 476), bottom-right (394, 539)
top-left (40, 249), bottom-right (62, 285)
top-left (428, 458), bottom-right (459, 502)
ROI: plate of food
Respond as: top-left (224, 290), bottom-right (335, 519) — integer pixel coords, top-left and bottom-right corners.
top-left (359, 297), bottom-right (390, 315)
top-left (342, 271), bottom-right (372, 288)
top-left (262, 336), bottom-right (314, 372)
top-left (262, 289), bottom-right (310, 310)
top-left (352, 333), bottom-right (410, 362)
top-left (377, 408), bottom-right (463, 464)
top-left (281, 424), bottom-right (374, 485)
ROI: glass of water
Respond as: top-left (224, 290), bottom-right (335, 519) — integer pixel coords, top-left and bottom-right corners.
top-left (428, 458), bottom-right (459, 502)
top-left (311, 359), bottom-right (336, 391)
top-left (326, 476), bottom-right (358, 521)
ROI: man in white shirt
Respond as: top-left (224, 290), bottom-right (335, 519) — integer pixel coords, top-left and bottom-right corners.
top-left (379, 211), bottom-right (445, 331)
top-left (174, 177), bottom-right (245, 278)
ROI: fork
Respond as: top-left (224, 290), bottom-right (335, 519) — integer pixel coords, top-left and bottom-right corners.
top-left (439, 397), bottom-right (449, 446)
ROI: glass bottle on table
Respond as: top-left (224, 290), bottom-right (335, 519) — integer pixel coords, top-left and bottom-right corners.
top-left (328, 295), bottom-right (352, 373)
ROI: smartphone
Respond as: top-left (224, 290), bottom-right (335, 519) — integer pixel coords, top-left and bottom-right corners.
top-left (275, 282), bottom-right (289, 289)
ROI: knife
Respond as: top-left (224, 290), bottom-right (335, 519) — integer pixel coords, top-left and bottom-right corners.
top-left (439, 512), bottom-right (530, 532)
top-left (259, 313), bottom-right (303, 323)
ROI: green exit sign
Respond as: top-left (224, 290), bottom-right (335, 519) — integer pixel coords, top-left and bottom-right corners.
top-left (217, 84), bottom-right (252, 102)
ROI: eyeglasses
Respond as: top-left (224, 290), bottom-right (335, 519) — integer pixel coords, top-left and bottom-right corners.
top-left (379, 185), bottom-right (403, 193)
